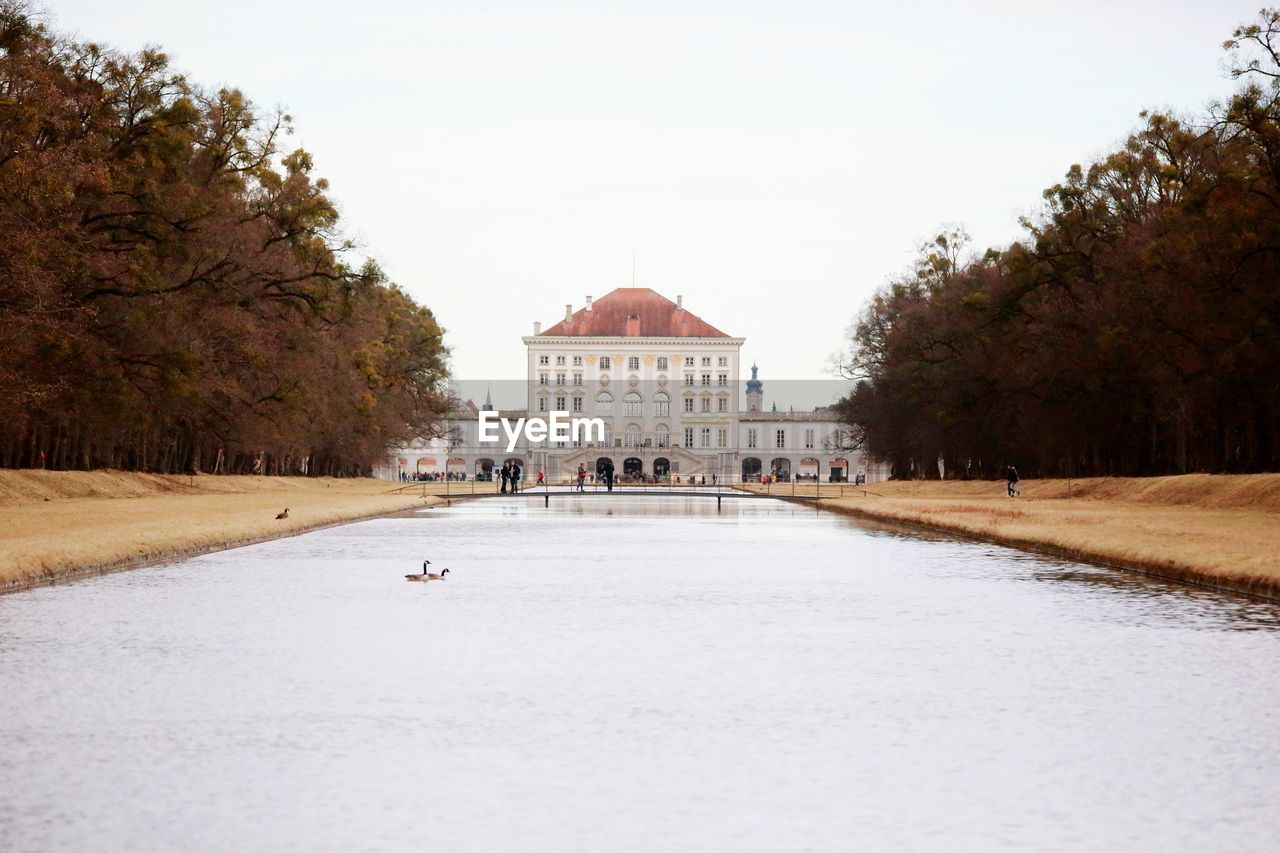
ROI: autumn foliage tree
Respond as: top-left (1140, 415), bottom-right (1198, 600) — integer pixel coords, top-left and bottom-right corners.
top-left (0, 3), bottom-right (449, 475)
top-left (837, 10), bottom-right (1280, 479)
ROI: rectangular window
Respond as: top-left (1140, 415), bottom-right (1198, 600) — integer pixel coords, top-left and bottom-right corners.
top-left (717, 374), bottom-right (727, 386)
top-left (718, 357), bottom-right (727, 367)
top-left (717, 428), bottom-right (727, 448)
top-left (684, 357), bottom-right (694, 367)
top-left (684, 428), bottom-right (694, 447)
top-left (572, 397), bottom-right (583, 412)
top-left (684, 375), bottom-right (694, 386)
top-left (701, 397), bottom-right (711, 412)
top-left (718, 397), bottom-right (727, 412)
top-left (538, 397), bottom-right (548, 411)
top-left (684, 397), bottom-right (694, 412)
top-left (700, 427), bottom-right (711, 448)
top-left (556, 355), bottom-right (566, 365)
top-left (539, 355), bottom-right (549, 365)
top-left (556, 396), bottom-right (566, 410)
top-left (776, 429), bottom-right (786, 448)
top-left (600, 356), bottom-right (611, 371)
top-left (555, 373), bottom-right (565, 385)
top-left (805, 429), bottom-right (815, 449)
top-left (573, 355), bottom-right (583, 366)
top-left (657, 357), bottom-right (668, 371)
top-left (748, 429), bottom-right (757, 449)
top-left (538, 374), bottom-right (548, 385)
top-left (701, 357), bottom-right (711, 367)
top-left (628, 356), bottom-right (640, 371)
top-left (573, 373), bottom-right (582, 385)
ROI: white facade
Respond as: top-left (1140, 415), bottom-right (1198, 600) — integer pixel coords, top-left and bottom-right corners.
top-left (520, 332), bottom-right (744, 482)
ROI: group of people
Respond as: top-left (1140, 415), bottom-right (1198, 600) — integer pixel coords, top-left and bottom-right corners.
top-left (496, 460), bottom-right (522, 493)
top-left (399, 470), bottom-right (466, 482)
top-left (571, 464), bottom-right (616, 491)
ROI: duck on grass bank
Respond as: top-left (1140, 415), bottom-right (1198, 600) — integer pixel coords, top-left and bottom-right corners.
top-left (275, 507), bottom-right (289, 519)
top-left (405, 560), bottom-right (450, 582)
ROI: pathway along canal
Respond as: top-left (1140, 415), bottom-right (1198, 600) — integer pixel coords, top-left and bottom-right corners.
top-left (1, 495), bottom-right (1278, 851)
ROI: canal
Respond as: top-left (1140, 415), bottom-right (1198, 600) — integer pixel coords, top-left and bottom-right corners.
top-left (1, 496), bottom-right (1278, 851)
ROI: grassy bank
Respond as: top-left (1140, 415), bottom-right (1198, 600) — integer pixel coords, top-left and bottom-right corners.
top-left (740, 475), bottom-right (1280, 601)
top-left (0, 471), bottom-right (441, 592)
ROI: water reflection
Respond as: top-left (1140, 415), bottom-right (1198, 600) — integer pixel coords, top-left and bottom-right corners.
top-left (0, 495), bottom-right (1278, 852)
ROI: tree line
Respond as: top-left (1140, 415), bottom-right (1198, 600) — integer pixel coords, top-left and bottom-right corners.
top-left (0, 3), bottom-right (449, 476)
top-left (837, 10), bottom-right (1280, 480)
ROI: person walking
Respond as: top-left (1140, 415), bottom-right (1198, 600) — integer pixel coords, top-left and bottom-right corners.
top-left (500, 461), bottom-right (509, 494)
top-left (603, 458), bottom-right (615, 492)
top-left (576, 464), bottom-right (586, 492)
top-left (1005, 465), bottom-right (1020, 497)
top-left (511, 461), bottom-right (522, 493)
top-left (537, 470), bottom-right (545, 487)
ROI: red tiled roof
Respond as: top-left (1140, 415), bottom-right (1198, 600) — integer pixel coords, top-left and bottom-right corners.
top-left (539, 288), bottom-right (731, 338)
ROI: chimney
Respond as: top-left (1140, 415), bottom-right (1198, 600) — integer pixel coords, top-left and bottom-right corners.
top-left (676, 295), bottom-right (683, 310)
top-left (533, 321), bottom-right (541, 334)
top-left (565, 304), bottom-right (572, 323)
top-left (585, 295), bottom-right (593, 312)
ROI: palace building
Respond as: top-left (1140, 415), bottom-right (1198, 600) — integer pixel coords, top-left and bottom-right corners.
top-left (384, 288), bottom-right (886, 484)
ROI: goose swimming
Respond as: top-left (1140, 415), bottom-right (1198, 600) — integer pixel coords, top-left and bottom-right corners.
top-left (405, 560), bottom-right (450, 581)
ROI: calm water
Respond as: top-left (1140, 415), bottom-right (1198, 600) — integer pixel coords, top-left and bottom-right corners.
top-left (1, 495), bottom-right (1278, 852)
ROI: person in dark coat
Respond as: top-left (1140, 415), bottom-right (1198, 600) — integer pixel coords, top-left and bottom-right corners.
top-left (603, 459), bottom-right (615, 492)
top-left (510, 462), bottom-right (521, 493)
top-left (500, 461), bottom-right (510, 494)
top-left (1005, 465), bottom-right (1020, 497)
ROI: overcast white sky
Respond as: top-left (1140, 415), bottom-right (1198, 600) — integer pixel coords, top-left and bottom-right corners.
top-left (46, 0), bottom-right (1262, 397)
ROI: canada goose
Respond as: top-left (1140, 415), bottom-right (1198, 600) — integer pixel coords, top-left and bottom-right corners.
top-left (275, 508), bottom-right (289, 519)
top-left (405, 560), bottom-right (450, 581)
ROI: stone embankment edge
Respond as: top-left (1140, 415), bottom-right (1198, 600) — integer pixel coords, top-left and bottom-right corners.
top-left (782, 495), bottom-right (1280, 605)
top-left (0, 498), bottom-right (441, 596)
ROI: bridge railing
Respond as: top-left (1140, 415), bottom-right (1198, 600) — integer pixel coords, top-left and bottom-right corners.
top-left (387, 478), bottom-right (860, 501)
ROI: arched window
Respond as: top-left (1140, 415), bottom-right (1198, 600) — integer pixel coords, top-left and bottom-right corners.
top-left (624, 391), bottom-right (643, 417)
top-left (655, 424), bottom-right (670, 447)
top-left (653, 392), bottom-right (670, 417)
top-left (596, 391), bottom-right (613, 416)
top-left (625, 424), bottom-right (642, 447)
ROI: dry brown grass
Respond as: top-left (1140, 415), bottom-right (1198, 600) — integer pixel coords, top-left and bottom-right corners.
top-left (740, 473), bottom-right (1280, 511)
top-left (786, 474), bottom-right (1280, 600)
top-left (0, 471), bottom-right (440, 591)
